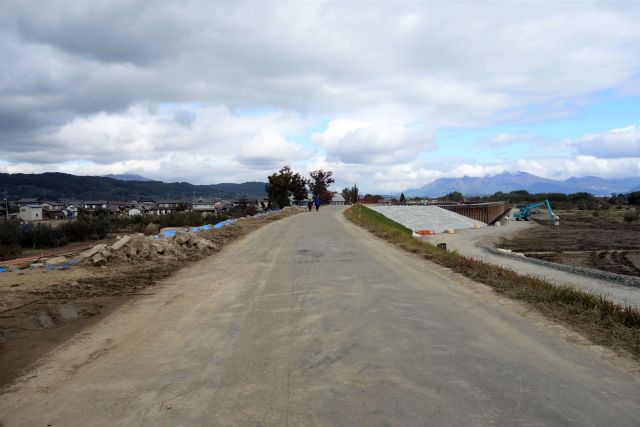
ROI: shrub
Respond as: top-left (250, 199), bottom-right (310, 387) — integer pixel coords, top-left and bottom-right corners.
top-left (623, 212), bottom-right (638, 224)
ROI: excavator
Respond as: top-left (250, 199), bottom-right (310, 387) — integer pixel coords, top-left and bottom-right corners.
top-left (512, 199), bottom-right (559, 225)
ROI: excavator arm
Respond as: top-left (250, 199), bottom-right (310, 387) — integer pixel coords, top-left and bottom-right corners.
top-left (513, 199), bottom-right (559, 225)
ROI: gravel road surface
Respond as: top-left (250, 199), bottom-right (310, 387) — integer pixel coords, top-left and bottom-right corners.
top-left (1, 207), bottom-right (639, 426)
top-left (422, 220), bottom-right (640, 308)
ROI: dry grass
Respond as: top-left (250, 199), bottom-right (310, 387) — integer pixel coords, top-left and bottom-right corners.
top-left (345, 204), bottom-right (640, 358)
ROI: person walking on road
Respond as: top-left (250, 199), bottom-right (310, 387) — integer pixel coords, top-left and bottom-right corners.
top-left (314, 196), bottom-right (321, 212)
top-left (307, 200), bottom-right (313, 212)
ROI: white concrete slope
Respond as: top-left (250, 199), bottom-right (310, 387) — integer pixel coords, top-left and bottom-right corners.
top-left (0, 207), bottom-right (639, 426)
top-left (371, 205), bottom-right (485, 233)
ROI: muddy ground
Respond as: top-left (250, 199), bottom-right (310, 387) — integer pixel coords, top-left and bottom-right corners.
top-left (0, 208), bottom-right (302, 388)
top-left (499, 209), bottom-right (640, 277)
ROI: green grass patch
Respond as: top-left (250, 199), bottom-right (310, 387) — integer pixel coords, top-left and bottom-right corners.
top-left (345, 204), bottom-right (640, 357)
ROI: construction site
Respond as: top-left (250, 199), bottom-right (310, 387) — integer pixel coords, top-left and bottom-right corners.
top-left (370, 201), bottom-right (640, 306)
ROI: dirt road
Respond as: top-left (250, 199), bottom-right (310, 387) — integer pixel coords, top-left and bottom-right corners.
top-left (1, 207), bottom-right (640, 425)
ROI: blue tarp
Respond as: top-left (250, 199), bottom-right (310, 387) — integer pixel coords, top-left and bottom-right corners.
top-left (157, 210), bottom-right (282, 237)
top-left (214, 219), bottom-right (235, 229)
top-left (45, 258), bottom-right (78, 271)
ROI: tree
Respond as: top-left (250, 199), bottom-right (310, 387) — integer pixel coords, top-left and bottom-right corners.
top-left (341, 187), bottom-right (350, 203)
top-left (290, 172), bottom-right (308, 204)
top-left (341, 184), bottom-right (359, 204)
top-left (399, 192), bottom-right (406, 205)
top-left (265, 166), bottom-right (308, 208)
top-left (236, 197), bottom-right (249, 213)
top-left (362, 194), bottom-right (384, 203)
top-left (307, 169), bottom-right (335, 204)
top-left (623, 211), bottom-right (639, 225)
top-left (445, 191), bottom-right (464, 202)
top-left (628, 192), bottom-right (640, 206)
top-left (266, 166), bottom-right (294, 209)
top-left (349, 184), bottom-right (359, 204)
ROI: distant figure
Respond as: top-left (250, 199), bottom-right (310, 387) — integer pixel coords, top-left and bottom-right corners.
top-left (307, 201), bottom-right (313, 212)
top-left (314, 196), bottom-right (321, 212)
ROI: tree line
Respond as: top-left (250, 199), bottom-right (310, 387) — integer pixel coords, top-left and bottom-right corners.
top-left (265, 166), bottom-right (335, 209)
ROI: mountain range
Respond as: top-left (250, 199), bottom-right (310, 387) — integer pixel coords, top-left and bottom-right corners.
top-left (403, 172), bottom-right (640, 198)
top-left (0, 173), bottom-right (266, 201)
top-left (102, 173), bottom-right (153, 182)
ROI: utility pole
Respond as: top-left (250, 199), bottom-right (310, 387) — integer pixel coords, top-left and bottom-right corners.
top-left (2, 188), bottom-right (8, 220)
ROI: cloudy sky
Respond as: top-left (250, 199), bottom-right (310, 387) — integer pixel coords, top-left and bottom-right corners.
top-left (0, 0), bottom-right (638, 192)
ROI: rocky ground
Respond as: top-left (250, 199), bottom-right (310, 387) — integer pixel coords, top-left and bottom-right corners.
top-left (0, 207), bottom-right (304, 387)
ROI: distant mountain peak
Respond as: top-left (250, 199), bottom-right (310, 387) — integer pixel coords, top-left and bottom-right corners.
top-left (403, 172), bottom-right (639, 198)
top-left (103, 173), bottom-right (153, 182)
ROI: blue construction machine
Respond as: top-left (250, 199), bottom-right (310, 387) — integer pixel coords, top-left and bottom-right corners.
top-left (512, 199), bottom-right (559, 225)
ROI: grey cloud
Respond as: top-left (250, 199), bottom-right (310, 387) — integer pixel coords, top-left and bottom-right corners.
top-left (9, 1), bottom-right (190, 65)
top-left (568, 126), bottom-right (640, 159)
top-left (173, 110), bottom-right (196, 127)
top-left (0, 1), bottom-right (638, 186)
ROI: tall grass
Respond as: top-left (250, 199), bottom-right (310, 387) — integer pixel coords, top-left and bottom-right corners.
top-left (345, 204), bottom-right (640, 357)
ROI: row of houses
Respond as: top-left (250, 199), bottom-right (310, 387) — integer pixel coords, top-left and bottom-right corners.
top-left (7, 191), bottom-right (347, 223)
top-left (12, 198), bottom-right (256, 222)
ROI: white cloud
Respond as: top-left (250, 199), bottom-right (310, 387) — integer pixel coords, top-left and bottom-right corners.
top-left (565, 125), bottom-right (640, 158)
top-left (312, 118), bottom-right (432, 164)
top-left (236, 130), bottom-right (311, 168)
top-left (0, 104), bottom-right (315, 184)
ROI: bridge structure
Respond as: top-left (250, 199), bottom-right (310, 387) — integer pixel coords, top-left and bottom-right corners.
top-left (435, 201), bottom-right (511, 225)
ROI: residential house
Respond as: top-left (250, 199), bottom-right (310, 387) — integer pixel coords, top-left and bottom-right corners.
top-left (156, 200), bottom-right (189, 215)
top-left (16, 198), bottom-right (39, 207)
top-left (63, 205), bottom-right (79, 219)
top-left (42, 201), bottom-right (64, 210)
top-left (137, 198), bottom-right (157, 212)
top-left (83, 200), bottom-right (108, 211)
top-left (330, 193), bottom-right (346, 206)
top-left (128, 208), bottom-right (142, 216)
top-left (192, 199), bottom-right (218, 216)
top-left (105, 204), bottom-right (122, 215)
top-left (214, 201), bottom-right (229, 214)
top-left (43, 208), bottom-right (65, 220)
top-left (19, 205), bottom-right (43, 222)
